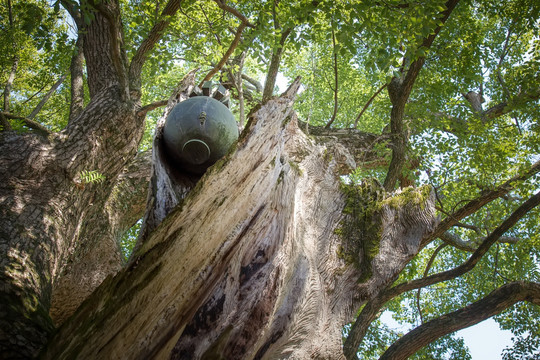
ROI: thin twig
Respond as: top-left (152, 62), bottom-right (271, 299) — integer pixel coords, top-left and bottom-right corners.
top-left (353, 83), bottom-right (388, 128)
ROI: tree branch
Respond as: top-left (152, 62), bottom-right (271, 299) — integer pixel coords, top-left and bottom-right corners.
top-left (1, 112), bottom-right (51, 136)
top-left (69, 37), bottom-right (85, 122)
top-left (0, 111), bottom-right (12, 131)
top-left (262, 28), bottom-right (292, 102)
top-left (3, 0), bottom-right (17, 113)
top-left (27, 74), bottom-right (67, 120)
top-left (354, 83), bottom-right (388, 128)
top-left (383, 0), bottom-right (460, 191)
top-left (128, 0), bottom-right (184, 94)
top-left (416, 243), bottom-right (447, 324)
top-left (213, 0), bottom-right (255, 28)
top-left (137, 99), bottom-right (168, 117)
top-left (89, 0), bottom-right (130, 98)
top-left (344, 189), bottom-right (540, 359)
top-left (241, 73), bottom-right (263, 93)
top-left (440, 231), bottom-right (520, 252)
top-left (482, 87), bottom-right (540, 120)
top-left (324, 25), bottom-right (339, 129)
top-left (199, 21), bottom-right (247, 87)
top-left (379, 281), bottom-right (540, 360)
top-left (426, 159), bottom-right (540, 244)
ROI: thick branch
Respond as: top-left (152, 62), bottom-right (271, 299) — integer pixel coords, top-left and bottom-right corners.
top-left (213, 0), bottom-right (255, 27)
top-left (262, 28), bottom-right (292, 102)
top-left (87, 0), bottom-right (130, 98)
top-left (426, 159), bottom-right (540, 244)
top-left (128, 0), bottom-right (184, 93)
top-left (242, 73), bottom-right (263, 92)
top-left (383, 0), bottom-right (460, 191)
top-left (379, 281), bottom-right (540, 360)
top-left (393, 189), bottom-right (540, 297)
top-left (50, 151), bottom-right (152, 325)
top-left (440, 231), bottom-right (519, 252)
top-left (483, 87), bottom-right (540, 120)
top-left (81, 1), bottom-right (127, 98)
top-left (69, 37), bottom-right (85, 122)
top-left (0, 112), bottom-right (12, 131)
top-left (1, 112), bottom-right (51, 136)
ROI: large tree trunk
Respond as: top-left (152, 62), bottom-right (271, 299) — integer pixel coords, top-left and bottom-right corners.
top-left (43, 80), bottom-right (437, 359)
top-left (0, 1), bottom-right (147, 355)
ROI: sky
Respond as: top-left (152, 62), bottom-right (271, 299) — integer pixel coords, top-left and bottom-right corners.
top-left (457, 318), bottom-right (513, 359)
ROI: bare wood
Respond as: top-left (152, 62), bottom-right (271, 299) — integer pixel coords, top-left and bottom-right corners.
top-left (379, 281), bottom-right (540, 360)
top-left (43, 79), bottom-right (438, 359)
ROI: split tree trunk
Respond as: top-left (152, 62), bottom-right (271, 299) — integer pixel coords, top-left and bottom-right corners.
top-left (43, 79), bottom-right (437, 359)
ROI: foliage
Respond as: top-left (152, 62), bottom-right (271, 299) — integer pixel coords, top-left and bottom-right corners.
top-left (78, 170), bottom-right (105, 184)
top-left (0, 0), bottom-right (73, 128)
top-left (119, 219), bottom-right (142, 262)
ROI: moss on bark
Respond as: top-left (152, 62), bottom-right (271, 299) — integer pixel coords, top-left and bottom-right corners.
top-left (336, 179), bottom-right (385, 282)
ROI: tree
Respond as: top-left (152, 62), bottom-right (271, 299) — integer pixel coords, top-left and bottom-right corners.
top-left (0, 0), bottom-right (539, 359)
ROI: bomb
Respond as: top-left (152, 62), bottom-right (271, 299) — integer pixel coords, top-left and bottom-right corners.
top-left (162, 96), bottom-right (239, 174)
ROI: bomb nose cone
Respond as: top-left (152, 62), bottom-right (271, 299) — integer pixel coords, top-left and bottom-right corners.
top-left (182, 139), bottom-right (211, 165)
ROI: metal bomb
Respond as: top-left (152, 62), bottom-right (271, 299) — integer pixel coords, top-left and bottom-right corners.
top-left (162, 96), bottom-right (239, 174)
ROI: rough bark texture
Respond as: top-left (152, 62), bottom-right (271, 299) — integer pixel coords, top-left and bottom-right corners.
top-left (49, 150), bottom-right (151, 325)
top-left (42, 80), bottom-right (437, 359)
top-left (0, 1), bottom-right (149, 355)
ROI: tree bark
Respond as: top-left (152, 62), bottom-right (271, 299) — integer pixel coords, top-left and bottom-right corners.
top-left (42, 79), bottom-right (437, 359)
top-left (0, 1), bottom-right (149, 355)
top-left (379, 281), bottom-right (540, 360)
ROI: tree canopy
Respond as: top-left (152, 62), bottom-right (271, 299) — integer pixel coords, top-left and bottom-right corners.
top-left (1, 0), bottom-right (539, 358)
